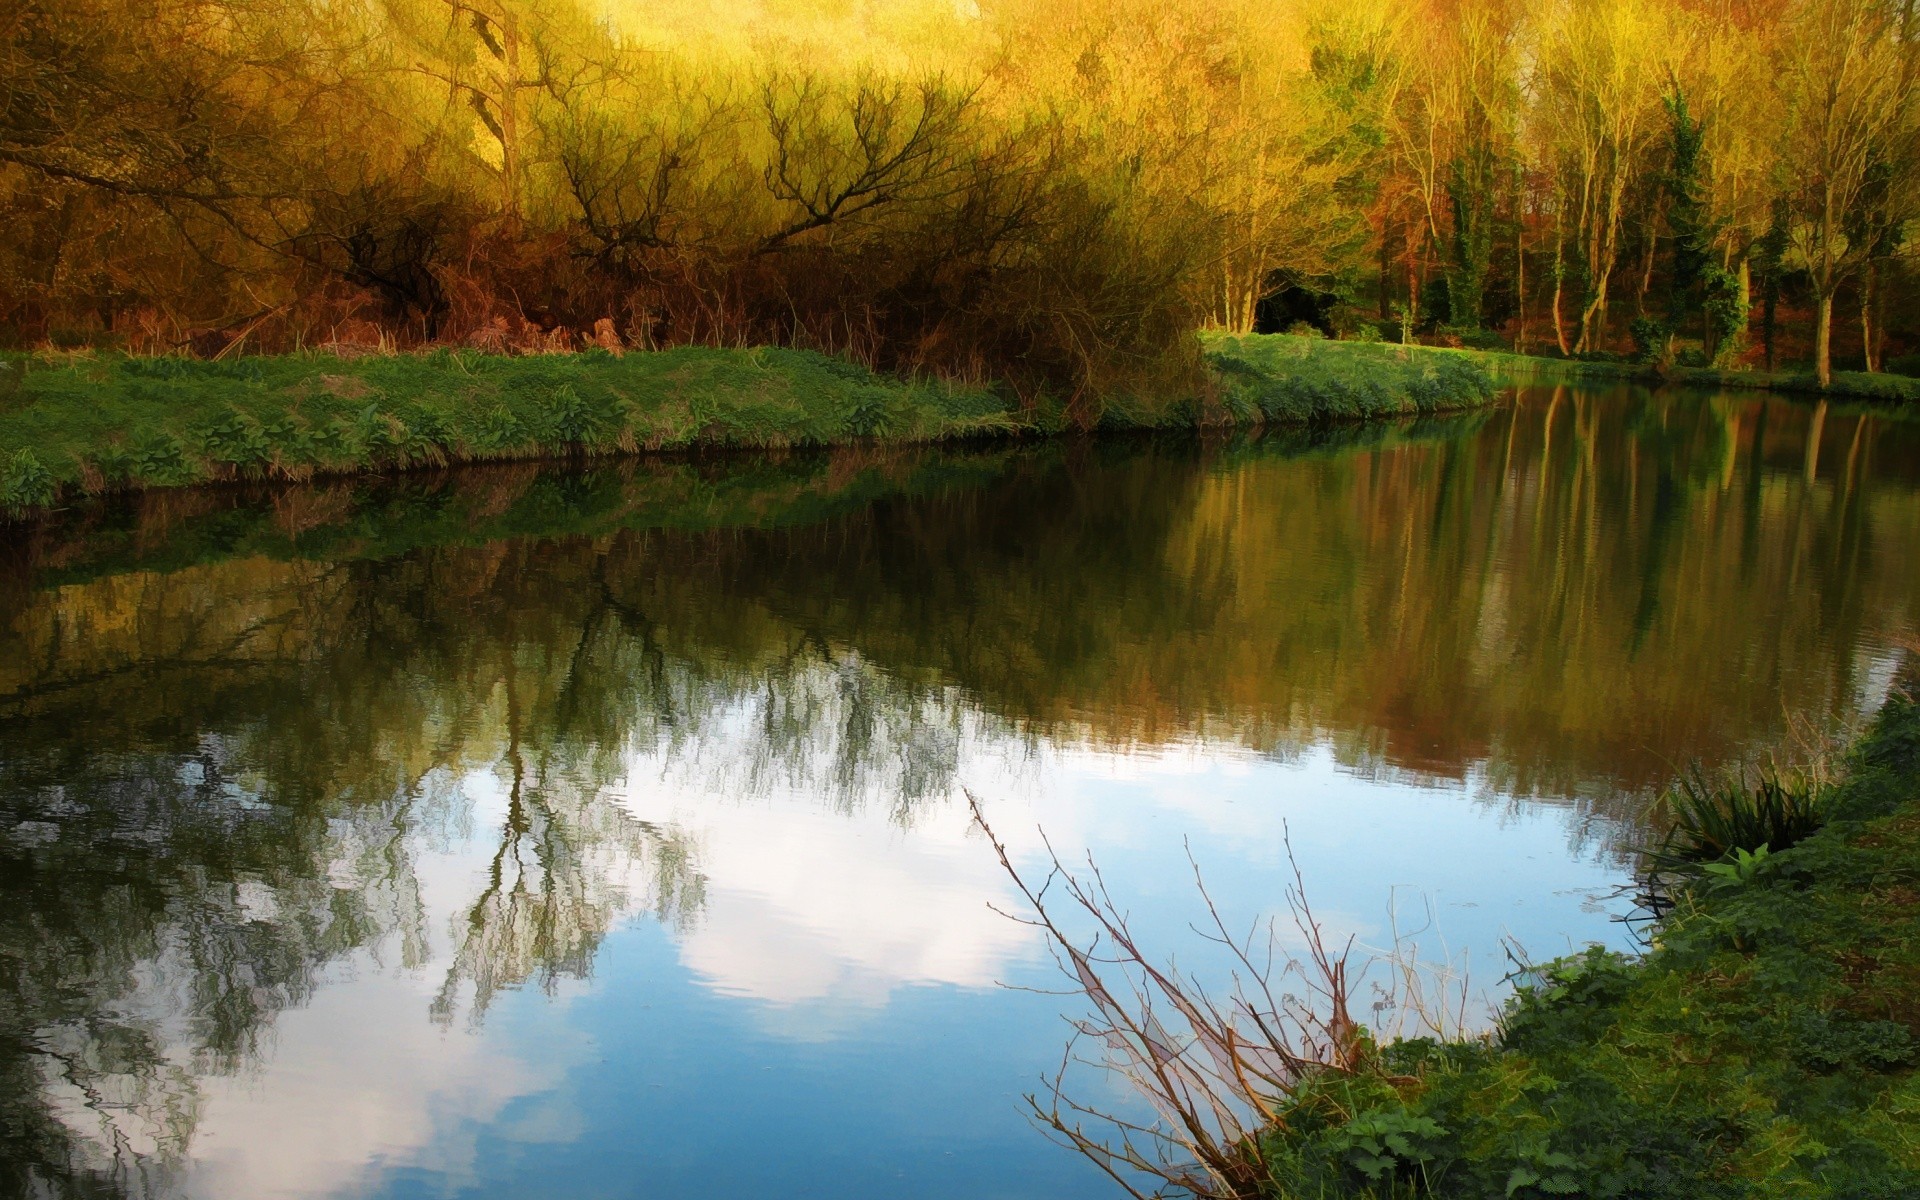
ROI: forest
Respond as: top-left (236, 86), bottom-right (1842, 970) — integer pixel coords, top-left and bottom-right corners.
top-left (3, 0), bottom-right (1918, 402)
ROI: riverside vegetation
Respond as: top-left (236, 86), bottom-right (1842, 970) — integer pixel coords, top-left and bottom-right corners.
top-left (5, 0), bottom-right (1920, 403)
top-left (0, 336), bottom-right (1500, 511)
top-left (7, 0), bottom-right (1920, 512)
top-left (993, 680), bottom-right (1920, 1199)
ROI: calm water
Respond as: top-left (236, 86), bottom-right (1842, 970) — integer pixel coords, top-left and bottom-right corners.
top-left (3, 384), bottom-right (1917, 1199)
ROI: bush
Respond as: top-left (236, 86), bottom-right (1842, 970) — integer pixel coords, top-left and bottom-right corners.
top-left (1647, 764), bottom-right (1832, 868)
top-left (1327, 305), bottom-right (1382, 341)
top-left (1, 447), bottom-right (55, 510)
top-left (1434, 324), bottom-right (1508, 352)
top-left (1702, 267), bottom-right (1747, 367)
top-left (1629, 317), bottom-right (1672, 365)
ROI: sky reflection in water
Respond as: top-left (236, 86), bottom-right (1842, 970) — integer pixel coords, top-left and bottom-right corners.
top-left (2, 384), bottom-right (1917, 1198)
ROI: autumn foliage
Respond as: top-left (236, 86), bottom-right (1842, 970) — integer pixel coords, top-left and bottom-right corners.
top-left (1, 0), bottom-right (1916, 391)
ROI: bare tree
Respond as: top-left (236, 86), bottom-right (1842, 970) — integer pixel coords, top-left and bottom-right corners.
top-left (757, 73), bottom-right (973, 253)
top-left (968, 793), bottom-right (1476, 1200)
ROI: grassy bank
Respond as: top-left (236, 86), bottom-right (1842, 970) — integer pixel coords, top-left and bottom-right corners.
top-left (1199, 334), bottom-right (1500, 421)
top-left (1402, 341), bottom-right (1920, 403)
top-left (0, 346), bottom-right (1017, 511)
top-left (0, 338), bottom-right (1499, 512)
top-left (1249, 684), bottom-right (1920, 1198)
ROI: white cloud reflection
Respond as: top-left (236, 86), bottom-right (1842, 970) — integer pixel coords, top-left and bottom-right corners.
top-left (154, 687), bottom-right (1628, 1199)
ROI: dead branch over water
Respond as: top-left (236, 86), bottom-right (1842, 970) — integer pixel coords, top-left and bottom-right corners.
top-left (966, 792), bottom-right (1476, 1200)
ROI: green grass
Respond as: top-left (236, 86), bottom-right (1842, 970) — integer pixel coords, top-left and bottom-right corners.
top-left (0, 338), bottom-right (1503, 511)
top-left (1647, 765), bottom-right (1835, 870)
top-left (1661, 364), bottom-right (1920, 404)
top-left (1403, 341), bottom-right (1920, 404)
top-left (1250, 685), bottom-right (1920, 1198)
top-left (0, 346), bottom-right (1020, 510)
top-left (1201, 333), bottom-right (1500, 421)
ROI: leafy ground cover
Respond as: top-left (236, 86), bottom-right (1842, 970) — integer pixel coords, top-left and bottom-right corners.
top-left (1254, 683), bottom-right (1920, 1199)
top-left (0, 339), bottom-right (1499, 511)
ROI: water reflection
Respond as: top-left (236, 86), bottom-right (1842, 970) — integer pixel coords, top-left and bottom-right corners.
top-left (1, 385), bottom-right (1916, 1197)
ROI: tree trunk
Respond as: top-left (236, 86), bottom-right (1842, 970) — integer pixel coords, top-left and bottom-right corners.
top-left (1378, 217), bottom-right (1393, 321)
top-left (1514, 198), bottom-right (1527, 356)
top-left (1552, 225), bottom-right (1569, 357)
top-left (1635, 225), bottom-right (1656, 315)
top-left (1762, 272), bottom-right (1777, 373)
top-left (1814, 291), bottom-right (1833, 389)
top-left (1861, 265), bottom-right (1878, 374)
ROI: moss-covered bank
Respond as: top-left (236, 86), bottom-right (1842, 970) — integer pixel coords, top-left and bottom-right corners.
top-left (0, 338), bottom-right (1498, 512)
top-left (1255, 682), bottom-right (1920, 1198)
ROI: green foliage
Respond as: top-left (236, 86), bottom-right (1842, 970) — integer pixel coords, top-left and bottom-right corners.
top-left (1786, 1010), bottom-right (1916, 1075)
top-left (0, 448), bottom-right (54, 511)
top-left (1247, 695), bottom-right (1920, 1199)
top-left (1446, 140), bottom-right (1499, 330)
top-left (1326, 1105), bottom-right (1448, 1184)
top-left (1662, 90), bottom-right (1718, 329)
top-left (1204, 334), bottom-right (1499, 423)
top-left (0, 339), bottom-right (1507, 510)
top-left (1702, 267), bottom-right (1747, 366)
top-left (1649, 764), bottom-right (1833, 867)
top-left (1700, 843), bottom-right (1775, 887)
top-left (1434, 325), bottom-right (1508, 352)
top-left (1629, 317), bottom-right (1672, 366)
top-left (1500, 1138), bottom-right (1581, 1198)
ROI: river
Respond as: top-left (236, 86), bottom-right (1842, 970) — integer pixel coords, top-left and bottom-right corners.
top-left (2, 383), bottom-right (1916, 1198)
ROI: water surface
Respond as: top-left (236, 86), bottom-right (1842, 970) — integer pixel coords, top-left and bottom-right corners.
top-left (3, 384), bottom-right (1917, 1199)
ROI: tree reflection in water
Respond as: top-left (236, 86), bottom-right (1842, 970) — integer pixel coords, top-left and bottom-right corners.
top-left (1, 384), bottom-right (1916, 1196)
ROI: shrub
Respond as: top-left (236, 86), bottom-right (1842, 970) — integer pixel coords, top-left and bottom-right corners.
top-left (1703, 267), bottom-right (1748, 367)
top-left (1629, 317), bottom-right (1672, 366)
top-left (1435, 324), bottom-right (1508, 352)
top-left (1, 447), bottom-right (56, 510)
top-left (1647, 764), bottom-right (1832, 868)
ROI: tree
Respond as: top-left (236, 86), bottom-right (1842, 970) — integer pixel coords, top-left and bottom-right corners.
top-left (1534, 0), bottom-right (1683, 354)
top-left (1776, 0), bottom-right (1917, 385)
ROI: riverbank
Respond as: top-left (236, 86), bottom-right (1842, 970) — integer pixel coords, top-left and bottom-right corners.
top-left (1251, 682), bottom-right (1920, 1198)
top-left (19, 331), bottom-right (1909, 516)
top-left (1420, 341), bottom-right (1920, 403)
top-left (0, 338), bottom-right (1499, 512)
